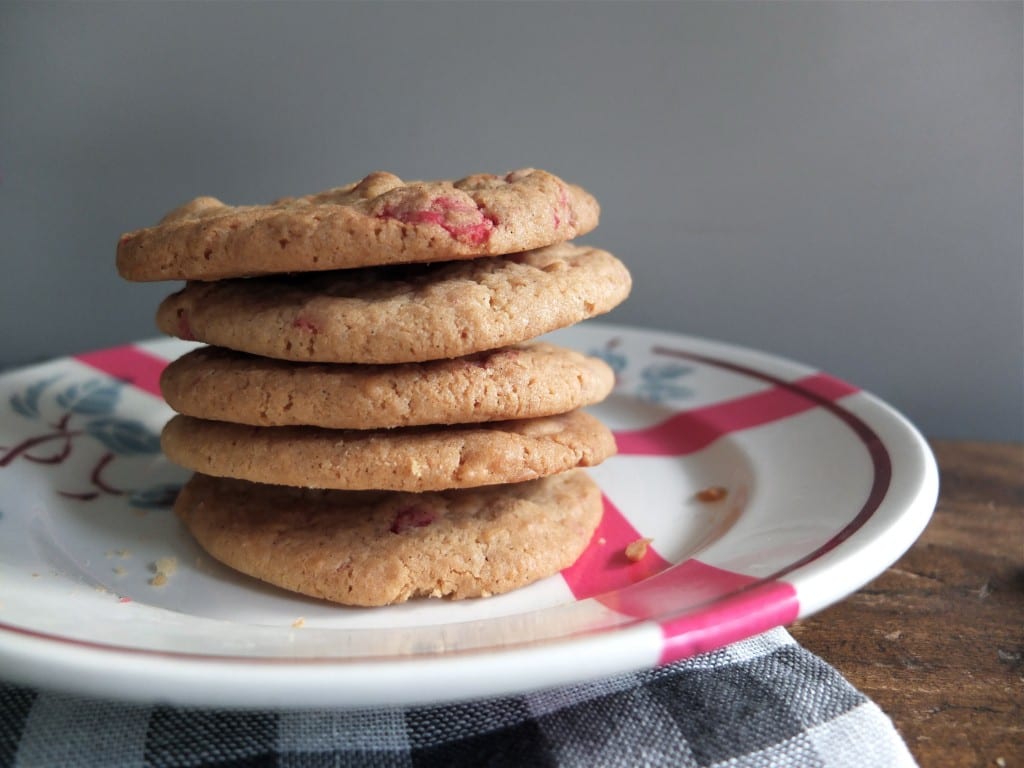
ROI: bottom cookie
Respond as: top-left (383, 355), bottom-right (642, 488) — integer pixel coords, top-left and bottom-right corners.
top-left (174, 470), bottom-right (604, 606)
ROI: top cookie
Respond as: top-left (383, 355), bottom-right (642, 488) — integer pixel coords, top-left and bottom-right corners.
top-left (117, 169), bottom-right (600, 281)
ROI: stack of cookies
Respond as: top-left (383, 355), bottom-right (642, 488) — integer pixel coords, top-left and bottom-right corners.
top-left (117, 169), bottom-right (631, 606)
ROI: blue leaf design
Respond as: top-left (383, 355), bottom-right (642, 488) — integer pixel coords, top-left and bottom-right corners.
top-left (9, 375), bottom-right (61, 419)
top-left (641, 363), bottom-right (693, 382)
top-left (9, 394), bottom-right (31, 418)
top-left (84, 418), bottom-right (161, 455)
top-left (129, 483), bottom-right (181, 509)
top-left (590, 348), bottom-right (628, 375)
top-left (640, 384), bottom-right (694, 403)
top-left (57, 380), bottom-right (122, 415)
top-left (55, 384), bottom-right (79, 410)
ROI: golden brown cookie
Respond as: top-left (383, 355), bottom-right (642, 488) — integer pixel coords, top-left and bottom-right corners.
top-left (117, 169), bottom-right (600, 281)
top-left (174, 470), bottom-right (603, 606)
top-left (160, 343), bottom-right (615, 429)
top-left (155, 244), bottom-right (631, 364)
top-left (161, 410), bottom-right (616, 492)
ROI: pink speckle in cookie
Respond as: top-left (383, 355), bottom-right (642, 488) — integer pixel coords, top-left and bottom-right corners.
top-left (379, 195), bottom-right (497, 246)
top-left (389, 505), bottom-right (435, 534)
top-left (553, 182), bottom-right (572, 229)
top-left (292, 315), bottom-right (319, 332)
top-left (176, 308), bottom-right (195, 341)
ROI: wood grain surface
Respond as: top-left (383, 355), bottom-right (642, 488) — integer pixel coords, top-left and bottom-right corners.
top-left (791, 440), bottom-right (1023, 767)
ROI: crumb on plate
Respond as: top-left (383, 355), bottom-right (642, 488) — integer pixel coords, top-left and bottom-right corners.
top-left (155, 556), bottom-right (178, 575)
top-left (696, 486), bottom-right (728, 502)
top-left (625, 537), bottom-right (652, 562)
top-left (148, 556), bottom-right (178, 587)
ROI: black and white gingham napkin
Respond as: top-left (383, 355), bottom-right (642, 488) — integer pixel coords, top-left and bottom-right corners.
top-left (0, 628), bottom-right (915, 768)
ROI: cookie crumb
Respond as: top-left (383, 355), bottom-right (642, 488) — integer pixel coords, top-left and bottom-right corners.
top-left (292, 617), bottom-right (306, 628)
top-left (113, 567), bottom-right (126, 576)
top-left (625, 538), bottom-right (652, 562)
top-left (696, 486), bottom-right (728, 502)
top-left (31, 573), bottom-right (39, 578)
top-left (148, 556), bottom-right (178, 587)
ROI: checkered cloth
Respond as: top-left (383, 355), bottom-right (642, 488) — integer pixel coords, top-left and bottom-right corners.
top-left (0, 629), bottom-right (914, 767)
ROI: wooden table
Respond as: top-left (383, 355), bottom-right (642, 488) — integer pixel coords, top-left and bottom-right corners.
top-left (790, 441), bottom-right (1023, 767)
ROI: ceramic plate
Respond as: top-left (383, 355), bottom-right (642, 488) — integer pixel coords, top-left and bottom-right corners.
top-left (0, 324), bottom-right (937, 708)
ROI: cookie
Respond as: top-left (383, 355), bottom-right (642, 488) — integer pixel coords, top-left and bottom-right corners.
top-left (117, 169), bottom-right (600, 281)
top-left (160, 343), bottom-right (615, 429)
top-left (161, 410), bottom-right (616, 492)
top-left (174, 470), bottom-right (603, 606)
top-left (155, 244), bottom-right (632, 364)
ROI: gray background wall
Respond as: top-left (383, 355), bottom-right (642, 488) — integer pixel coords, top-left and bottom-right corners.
top-left (1, 1), bottom-right (1021, 441)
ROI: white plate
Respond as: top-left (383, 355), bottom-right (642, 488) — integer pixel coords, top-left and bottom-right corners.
top-left (0, 324), bottom-right (937, 708)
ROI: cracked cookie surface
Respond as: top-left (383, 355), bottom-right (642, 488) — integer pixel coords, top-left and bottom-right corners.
top-left (174, 470), bottom-right (603, 606)
top-left (161, 342), bottom-right (614, 429)
top-left (161, 410), bottom-right (616, 492)
top-left (118, 169), bottom-right (599, 281)
top-left (155, 244), bottom-right (631, 364)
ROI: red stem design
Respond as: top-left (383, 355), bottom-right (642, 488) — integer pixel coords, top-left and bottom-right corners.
top-left (89, 453), bottom-right (125, 496)
top-left (0, 430), bottom-right (83, 467)
top-left (5, 397), bottom-right (132, 503)
top-left (58, 490), bottom-right (100, 501)
top-left (57, 453), bottom-right (125, 501)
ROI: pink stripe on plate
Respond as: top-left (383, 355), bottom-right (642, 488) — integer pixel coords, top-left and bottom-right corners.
top-left (562, 495), bottom-right (671, 600)
top-left (74, 345), bottom-right (168, 398)
top-left (657, 578), bottom-right (798, 664)
top-left (615, 372), bottom-right (859, 457)
top-left (597, 559), bottom-right (798, 664)
top-left (791, 371), bottom-right (860, 402)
